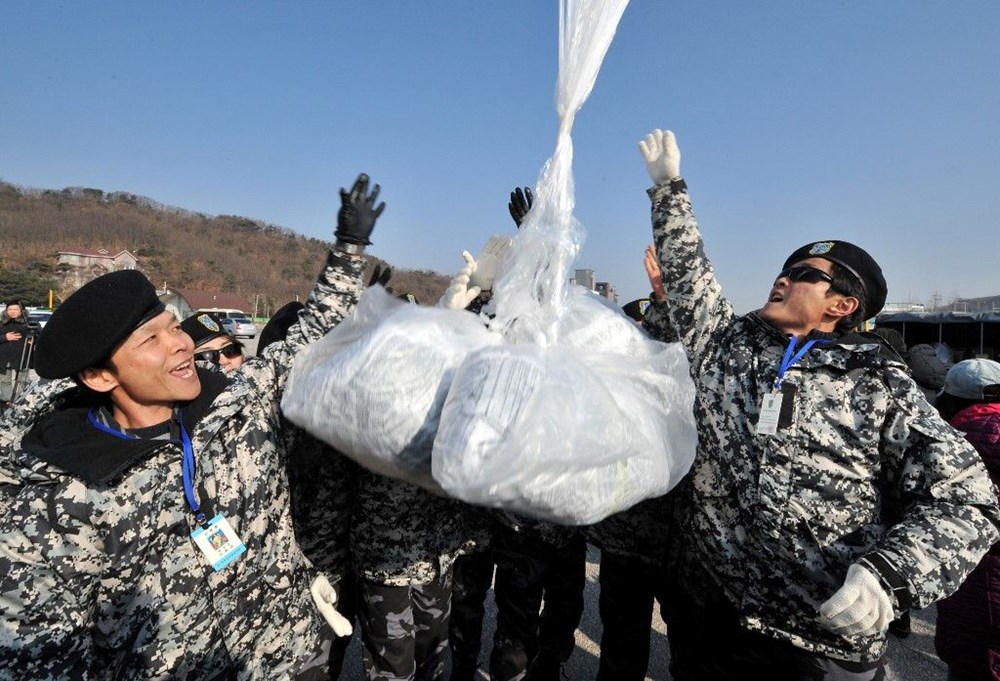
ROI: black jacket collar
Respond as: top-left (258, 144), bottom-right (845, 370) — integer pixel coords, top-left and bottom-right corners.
top-left (20, 368), bottom-right (229, 484)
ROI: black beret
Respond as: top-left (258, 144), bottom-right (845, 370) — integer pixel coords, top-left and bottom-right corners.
top-left (622, 298), bottom-right (651, 323)
top-left (782, 240), bottom-right (887, 321)
top-left (256, 300), bottom-right (305, 356)
top-left (180, 312), bottom-right (225, 348)
top-left (34, 270), bottom-right (166, 379)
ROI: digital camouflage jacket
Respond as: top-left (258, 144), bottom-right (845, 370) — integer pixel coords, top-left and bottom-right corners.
top-left (349, 467), bottom-right (472, 587)
top-left (643, 179), bottom-right (1000, 663)
top-left (0, 251), bottom-right (364, 679)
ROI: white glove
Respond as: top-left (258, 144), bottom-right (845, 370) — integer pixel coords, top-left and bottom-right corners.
top-left (468, 235), bottom-right (512, 293)
top-left (638, 128), bottom-right (681, 185)
top-left (437, 251), bottom-right (481, 310)
top-left (310, 574), bottom-right (353, 638)
top-left (818, 564), bottom-right (894, 638)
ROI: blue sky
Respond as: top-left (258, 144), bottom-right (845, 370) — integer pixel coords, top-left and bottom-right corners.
top-left (3, 1), bottom-right (998, 313)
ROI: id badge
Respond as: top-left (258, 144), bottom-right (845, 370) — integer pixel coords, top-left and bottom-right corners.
top-left (756, 391), bottom-right (783, 435)
top-left (192, 514), bottom-right (247, 571)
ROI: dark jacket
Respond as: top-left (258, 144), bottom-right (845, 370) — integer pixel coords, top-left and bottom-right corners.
top-left (0, 315), bottom-right (32, 369)
top-left (0, 250), bottom-right (364, 679)
top-left (935, 401), bottom-right (1000, 680)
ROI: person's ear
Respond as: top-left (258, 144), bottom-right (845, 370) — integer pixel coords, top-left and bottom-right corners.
top-left (78, 367), bottom-right (119, 394)
top-left (826, 294), bottom-right (860, 321)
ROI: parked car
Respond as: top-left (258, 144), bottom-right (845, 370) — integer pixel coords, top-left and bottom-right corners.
top-left (23, 307), bottom-right (53, 329)
top-left (221, 315), bottom-right (257, 338)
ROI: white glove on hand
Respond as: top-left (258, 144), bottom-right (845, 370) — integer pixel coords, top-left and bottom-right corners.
top-left (468, 235), bottom-right (512, 293)
top-left (310, 574), bottom-right (353, 638)
top-left (818, 564), bottom-right (894, 638)
top-left (437, 251), bottom-right (482, 310)
top-left (638, 128), bottom-right (681, 185)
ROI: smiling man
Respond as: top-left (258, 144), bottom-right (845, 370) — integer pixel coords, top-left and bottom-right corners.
top-left (637, 129), bottom-right (1000, 681)
top-left (0, 174), bottom-right (383, 679)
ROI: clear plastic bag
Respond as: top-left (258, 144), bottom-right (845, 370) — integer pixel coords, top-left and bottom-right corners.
top-left (281, 286), bottom-right (500, 492)
top-left (431, 318), bottom-right (696, 525)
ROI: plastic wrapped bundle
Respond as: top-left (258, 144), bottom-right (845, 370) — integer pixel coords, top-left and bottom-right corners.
top-left (558, 285), bottom-right (653, 357)
top-left (432, 336), bottom-right (696, 525)
top-left (282, 286), bottom-right (500, 492)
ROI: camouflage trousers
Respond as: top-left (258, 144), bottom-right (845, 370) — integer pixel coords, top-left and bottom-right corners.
top-left (357, 570), bottom-right (453, 681)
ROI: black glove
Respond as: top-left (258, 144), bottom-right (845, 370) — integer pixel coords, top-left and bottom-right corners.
top-left (335, 173), bottom-right (385, 246)
top-left (367, 264), bottom-right (393, 288)
top-left (508, 186), bottom-right (533, 228)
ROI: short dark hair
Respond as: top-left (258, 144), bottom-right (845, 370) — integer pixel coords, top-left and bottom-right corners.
top-left (828, 262), bottom-right (868, 332)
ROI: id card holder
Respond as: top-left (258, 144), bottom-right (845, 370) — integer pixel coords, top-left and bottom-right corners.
top-left (756, 391), bottom-right (783, 435)
top-left (192, 514), bottom-right (247, 571)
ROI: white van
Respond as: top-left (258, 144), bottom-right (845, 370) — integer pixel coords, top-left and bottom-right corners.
top-left (194, 308), bottom-right (248, 321)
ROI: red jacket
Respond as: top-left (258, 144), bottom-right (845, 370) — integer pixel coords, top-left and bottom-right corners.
top-left (935, 401), bottom-right (1000, 680)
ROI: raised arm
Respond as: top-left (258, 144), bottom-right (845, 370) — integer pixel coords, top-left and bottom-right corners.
top-left (639, 128), bottom-right (735, 368)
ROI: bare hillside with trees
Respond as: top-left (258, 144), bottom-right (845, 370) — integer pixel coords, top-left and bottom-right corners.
top-left (0, 181), bottom-right (450, 311)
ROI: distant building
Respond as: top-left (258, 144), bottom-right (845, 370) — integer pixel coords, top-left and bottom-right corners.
top-left (595, 281), bottom-right (618, 303)
top-left (162, 288), bottom-right (253, 321)
top-left (876, 309), bottom-right (1000, 362)
top-left (573, 269), bottom-right (596, 290)
top-left (54, 247), bottom-right (141, 298)
top-left (948, 295), bottom-right (1000, 313)
top-left (883, 301), bottom-right (927, 314)
top-left (570, 268), bottom-right (617, 303)
top-left (57, 247), bottom-right (138, 272)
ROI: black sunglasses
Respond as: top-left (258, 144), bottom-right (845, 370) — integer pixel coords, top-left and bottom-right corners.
top-left (777, 265), bottom-right (836, 286)
top-left (194, 343), bottom-right (243, 365)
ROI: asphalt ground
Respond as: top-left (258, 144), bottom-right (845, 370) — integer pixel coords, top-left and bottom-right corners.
top-left (333, 544), bottom-right (947, 680)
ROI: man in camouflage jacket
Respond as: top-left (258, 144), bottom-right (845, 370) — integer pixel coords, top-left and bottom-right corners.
top-left (638, 129), bottom-right (1000, 679)
top-left (349, 467), bottom-right (472, 680)
top-left (0, 174), bottom-right (383, 679)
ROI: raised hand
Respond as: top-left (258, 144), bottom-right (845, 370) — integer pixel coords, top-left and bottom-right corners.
top-left (469, 235), bottom-right (512, 293)
top-left (335, 173), bottom-right (385, 246)
top-left (508, 186), bottom-right (534, 228)
top-left (638, 129), bottom-right (681, 185)
top-left (438, 251), bottom-right (482, 310)
top-left (644, 244), bottom-right (667, 302)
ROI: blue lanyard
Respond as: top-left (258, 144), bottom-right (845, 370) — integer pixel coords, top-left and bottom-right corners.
top-left (87, 408), bottom-right (206, 524)
top-left (773, 336), bottom-right (820, 390)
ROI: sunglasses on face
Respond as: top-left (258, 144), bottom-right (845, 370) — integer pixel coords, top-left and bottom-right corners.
top-left (194, 343), bottom-right (243, 365)
top-left (776, 265), bottom-right (836, 286)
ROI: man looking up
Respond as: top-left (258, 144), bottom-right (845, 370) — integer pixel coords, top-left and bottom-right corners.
top-left (637, 128), bottom-right (1000, 680)
top-left (0, 174), bottom-right (383, 679)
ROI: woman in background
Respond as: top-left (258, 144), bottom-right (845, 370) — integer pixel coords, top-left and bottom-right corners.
top-left (180, 312), bottom-right (245, 374)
